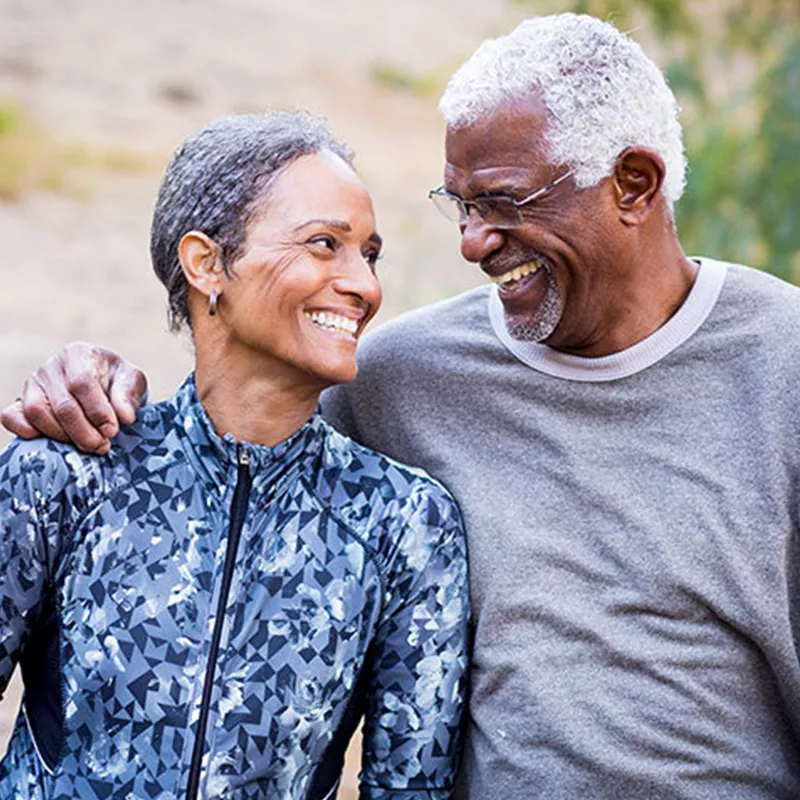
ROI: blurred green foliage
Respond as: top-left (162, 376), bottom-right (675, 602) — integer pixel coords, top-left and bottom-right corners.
top-left (516, 0), bottom-right (800, 281)
top-left (0, 99), bottom-right (154, 202)
top-left (370, 63), bottom-right (441, 96)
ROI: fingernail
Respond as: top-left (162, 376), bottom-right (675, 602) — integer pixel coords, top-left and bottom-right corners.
top-left (99, 423), bottom-right (117, 438)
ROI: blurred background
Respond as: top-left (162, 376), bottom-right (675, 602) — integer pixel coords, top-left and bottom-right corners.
top-left (0, 0), bottom-right (797, 795)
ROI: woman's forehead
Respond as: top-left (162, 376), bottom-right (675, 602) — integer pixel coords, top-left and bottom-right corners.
top-left (250, 152), bottom-right (377, 235)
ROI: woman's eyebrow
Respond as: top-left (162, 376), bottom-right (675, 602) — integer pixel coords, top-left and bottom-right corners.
top-left (293, 220), bottom-right (383, 249)
top-left (293, 219), bottom-right (352, 233)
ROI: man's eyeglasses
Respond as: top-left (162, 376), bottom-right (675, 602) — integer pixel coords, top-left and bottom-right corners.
top-left (428, 171), bottom-right (573, 229)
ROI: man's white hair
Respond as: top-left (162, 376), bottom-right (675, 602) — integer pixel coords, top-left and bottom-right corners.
top-left (439, 13), bottom-right (686, 208)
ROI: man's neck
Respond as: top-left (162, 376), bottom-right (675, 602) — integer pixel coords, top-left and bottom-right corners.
top-left (554, 228), bottom-right (697, 358)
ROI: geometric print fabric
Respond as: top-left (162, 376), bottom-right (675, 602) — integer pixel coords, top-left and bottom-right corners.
top-left (0, 375), bottom-right (470, 799)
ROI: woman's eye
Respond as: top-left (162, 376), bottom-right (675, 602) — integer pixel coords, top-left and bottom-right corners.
top-left (364, 250), bottom-right (382, 268)
top-left (309, 234), bottom-right (337, 251)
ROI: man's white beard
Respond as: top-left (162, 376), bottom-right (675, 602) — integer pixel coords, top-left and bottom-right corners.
top-left (505, 266), bottom-right (563, 342)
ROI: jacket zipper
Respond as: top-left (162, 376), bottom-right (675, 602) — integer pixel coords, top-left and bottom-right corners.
top-left (186, 444), bottom-right (252, 800)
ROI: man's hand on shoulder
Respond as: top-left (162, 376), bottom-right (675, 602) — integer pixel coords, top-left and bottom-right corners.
top-left (1, 342), bottom-right (148, 455)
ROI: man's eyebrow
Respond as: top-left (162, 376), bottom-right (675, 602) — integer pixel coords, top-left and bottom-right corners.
top-left (476, 183), bottom-right (526, 198)
top-left (446, 183), bottom-right (522, 200)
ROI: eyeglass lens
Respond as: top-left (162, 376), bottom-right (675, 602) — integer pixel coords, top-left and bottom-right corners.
top-left (430, 193), bottom-right (521, 227)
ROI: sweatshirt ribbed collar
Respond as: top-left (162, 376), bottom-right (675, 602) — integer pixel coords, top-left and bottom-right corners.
top-left (488, 257), bottom-right (727, 382)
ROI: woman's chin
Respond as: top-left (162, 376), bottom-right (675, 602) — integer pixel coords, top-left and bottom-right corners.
top-left (323, 363), bottom-right (358, 387)
top-left (302, 357), bottom-right (359, 389)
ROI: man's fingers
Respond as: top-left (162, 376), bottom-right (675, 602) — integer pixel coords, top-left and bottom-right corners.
top-left (60, 342), bottom-right (122, 438)
top-left (66, 367), bottom-right (121, 440)
top-left (18, 377), bottom-right (72, 444)
top-left (26, 363), bottom-right (111, 454)
top-left (0, 399), bottom-right (46, 440)
top-left (108, 360), bottom-right (148, 425)
top-left (1, 342), bottom-right (144, 454)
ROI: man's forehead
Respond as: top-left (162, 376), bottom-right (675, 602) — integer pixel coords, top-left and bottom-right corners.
top-left (443, 93), bottom-right (551, 168)
top-left (443, 98), bottom-right (553, 192)
top-left (442, 162), bottom-right (541, 197)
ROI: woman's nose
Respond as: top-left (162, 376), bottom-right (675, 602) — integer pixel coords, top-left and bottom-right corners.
top-left (333, 255), bottom-right (382, 307)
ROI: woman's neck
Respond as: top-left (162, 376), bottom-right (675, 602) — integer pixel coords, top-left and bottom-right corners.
top-left (193, 349), bottom-right (323, 447)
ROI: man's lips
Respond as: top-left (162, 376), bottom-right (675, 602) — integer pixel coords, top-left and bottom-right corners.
top-left (485, 257), bottom-right (547, 293)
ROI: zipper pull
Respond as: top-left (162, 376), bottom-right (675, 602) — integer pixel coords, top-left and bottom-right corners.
top-left (237, 443), bottom-right (250, 467)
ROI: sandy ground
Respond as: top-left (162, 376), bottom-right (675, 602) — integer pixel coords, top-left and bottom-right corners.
top-left (0, 0), bottom-right (560, 794)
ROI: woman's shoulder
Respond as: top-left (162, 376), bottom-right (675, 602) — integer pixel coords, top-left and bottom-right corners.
top-left (0, 435), bottom-right (114, 527)
top-left (315, 419), bottom-right (466, 560)
top-left (320, 418), bottom-right (457, 506)
top-left (112, 395), bottom-right (181, 450)
top-left (0, 393), bottom-right (182, 509)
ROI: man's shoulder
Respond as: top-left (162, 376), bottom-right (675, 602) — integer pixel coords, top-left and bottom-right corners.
top-left (714, 258), bottom-right (800, 334)
top-left (322, 284), bottom-right (499, 441)
top-left (360, 283), bottom-right (493, 359)
top-left (719, 259), bottom-right (800, 308)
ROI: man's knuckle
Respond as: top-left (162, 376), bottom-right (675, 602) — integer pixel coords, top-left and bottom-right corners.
top-left (25, 404), bottom-right (54, 429)
top-left (65, 371), bottom-right (96, 396)
top-left (52, 397), bottom-right (80, 421)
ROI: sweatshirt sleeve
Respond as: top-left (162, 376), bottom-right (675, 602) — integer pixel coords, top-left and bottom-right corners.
top-left (0, 439), bottom-right (75, 698)
top-left (359, 484), bottom-right (470, 799)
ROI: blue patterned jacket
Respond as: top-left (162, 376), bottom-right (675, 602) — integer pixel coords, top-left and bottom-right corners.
top-left (0, 377), bottom-right (469, 799)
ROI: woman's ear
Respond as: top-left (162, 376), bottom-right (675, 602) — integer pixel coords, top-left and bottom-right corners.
top-left (178, 231), bottom-right (224, 298)
top-left (613, 147), bottom-right (666, 226)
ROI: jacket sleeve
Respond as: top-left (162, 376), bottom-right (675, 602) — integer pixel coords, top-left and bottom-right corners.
top-left (359, 483), bottom-right (470, 799)
top-left (0, 440), bottom-right (72, 699)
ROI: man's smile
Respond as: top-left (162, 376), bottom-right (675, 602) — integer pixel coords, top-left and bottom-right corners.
top-left (490, 258), bottom-right (545, 290)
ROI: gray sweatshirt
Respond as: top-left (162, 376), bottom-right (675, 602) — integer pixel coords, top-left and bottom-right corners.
top-left (323, 259), bottom-right (800, 799)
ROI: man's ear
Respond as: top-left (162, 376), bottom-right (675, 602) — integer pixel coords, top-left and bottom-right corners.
top-left (613, 147), bottom-right (666, 226)
top-left (178, 231), bottom-right (224, 298)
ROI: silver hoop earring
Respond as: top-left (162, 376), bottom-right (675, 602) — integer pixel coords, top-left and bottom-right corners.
top-left (209, 289), bottom-right (218, 316)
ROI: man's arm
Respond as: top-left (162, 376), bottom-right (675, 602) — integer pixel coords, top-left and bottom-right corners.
top-left (1, 342), bottom-right (148, 454)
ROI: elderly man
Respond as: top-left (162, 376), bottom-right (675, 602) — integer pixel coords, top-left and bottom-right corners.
top-left (6, 13), bottom-right (800, 799)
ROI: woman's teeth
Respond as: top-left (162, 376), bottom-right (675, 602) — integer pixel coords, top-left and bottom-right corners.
top-left (305, 311), bottom-right (359, 336)
top-left (493, 261), bottom-right (542, 288)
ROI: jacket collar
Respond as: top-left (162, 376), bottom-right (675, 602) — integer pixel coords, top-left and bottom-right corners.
top-left (170, 374), bottom-right (328, 493)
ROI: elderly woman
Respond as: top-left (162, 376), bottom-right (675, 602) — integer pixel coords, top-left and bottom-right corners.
top-left (0, 112), bottom-right (469, 799)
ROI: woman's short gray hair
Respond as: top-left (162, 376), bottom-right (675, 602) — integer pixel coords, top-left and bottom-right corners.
top-left (150, 110), bottom-right (354, 331)
top-left (438, 13), bottom-right (686, 210)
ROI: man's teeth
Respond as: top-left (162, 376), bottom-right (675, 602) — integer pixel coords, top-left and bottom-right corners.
top-left (305, 311), bottom-right (359, 335)
top-left (493, 261), bottom-right (542, 287)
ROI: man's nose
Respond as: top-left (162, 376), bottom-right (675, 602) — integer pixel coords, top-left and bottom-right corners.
top-left (459, 208), bottom-right (505, 264)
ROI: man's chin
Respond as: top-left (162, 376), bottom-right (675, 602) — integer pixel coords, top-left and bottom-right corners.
top-left (503, 296), bottom-right (562, 343)
top-left (505, 314), bottom-right (556, 342)
top-left (500, 261), bottom-right (563, 343)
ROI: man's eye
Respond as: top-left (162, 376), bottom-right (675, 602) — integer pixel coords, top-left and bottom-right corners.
top-left (476, 197), bottom-right (512, 215)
